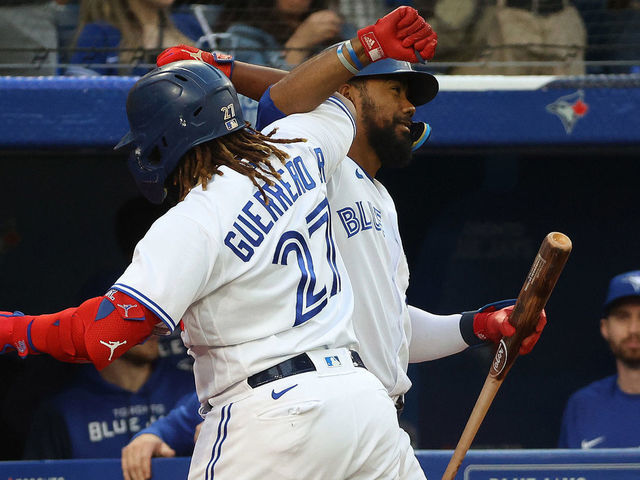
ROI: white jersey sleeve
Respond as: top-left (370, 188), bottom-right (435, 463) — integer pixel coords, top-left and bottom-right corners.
top-left (113, 211), bottom-right (218, 332)
top-left (407, 306), bottom-right (468, 362)
top-left (262, 94), bottom-right (356, 180)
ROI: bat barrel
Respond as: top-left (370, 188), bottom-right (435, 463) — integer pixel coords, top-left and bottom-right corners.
top-left (490, 232), bottom-right (572, 379)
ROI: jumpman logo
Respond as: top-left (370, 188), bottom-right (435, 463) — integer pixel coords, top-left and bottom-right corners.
top-left (100, 340), bottom-right (128, 361)
top-left (117, 304), bottom-right (137, 317)
top-left (182, 48), bottom-right (205, 61)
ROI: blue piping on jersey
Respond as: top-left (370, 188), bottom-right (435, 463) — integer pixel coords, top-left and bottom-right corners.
top-left (327, 96), bottom-right (356, 139)
top-left (110, 283), bottom-right (177, 330)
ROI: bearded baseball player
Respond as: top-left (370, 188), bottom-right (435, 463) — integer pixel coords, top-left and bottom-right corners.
top-left (1, 7), bottom-right (445, 480)
top-left (119, 11), bottom-right (546, 480)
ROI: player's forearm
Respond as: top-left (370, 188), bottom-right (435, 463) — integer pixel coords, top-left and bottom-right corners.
top-left (269, 38), bottom-right (369, 116)
top-left (407, 305), bottom-right (467, 362)
top-left (1, 291), bottom-right (157, 369)
top-left (231, 62), bottom-right (288, 101)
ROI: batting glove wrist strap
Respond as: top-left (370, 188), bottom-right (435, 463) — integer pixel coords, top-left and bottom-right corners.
top-left (459, 310), bottom-right (483, 346)
top-left (460, 299), bottom-right (518, 346)
top-left (157, 45), bottom-right (234, 79)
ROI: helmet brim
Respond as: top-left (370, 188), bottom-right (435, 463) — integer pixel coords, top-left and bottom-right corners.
top-left (114, 130), bottom-right (135, 150)
top-left (355, 59), bottom-right (439, 106)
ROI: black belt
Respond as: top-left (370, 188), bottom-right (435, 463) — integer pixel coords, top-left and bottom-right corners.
top-left (247, 350), bottom-right (366, 388)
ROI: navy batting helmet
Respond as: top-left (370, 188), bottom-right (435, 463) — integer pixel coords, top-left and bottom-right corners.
top-left (115, 60), bottom-right (246, 204)
top-left (355, 58), bottom-right (439, 106)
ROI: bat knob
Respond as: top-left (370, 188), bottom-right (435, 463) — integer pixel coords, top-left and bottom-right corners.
top-left (547, 232), bottom-right (572, 252)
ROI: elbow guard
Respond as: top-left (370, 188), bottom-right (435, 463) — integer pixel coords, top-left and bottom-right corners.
top-left (2, 290), bottom-right (160, 369)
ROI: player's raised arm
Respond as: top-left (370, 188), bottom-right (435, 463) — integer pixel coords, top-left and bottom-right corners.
top-left (157, 47), bottom-right (288, 102)
top-left (270, 6), bottom-right (436, 115)
top-left (156, 6), bottom-right (437, 115)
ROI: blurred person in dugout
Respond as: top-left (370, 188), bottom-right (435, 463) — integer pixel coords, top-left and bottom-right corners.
top-left (67, 0), bottom-right (204, 76)
top-left (22, 335), bottom-right (194, 459)
top-left (414, 0), bottom-right (587, 74)
top-left (216, 0), bottom-right (356, 69)
top-left (0, 0), bottom-right (64, 76)
top-left (558, 270), bottom-right (640, 449)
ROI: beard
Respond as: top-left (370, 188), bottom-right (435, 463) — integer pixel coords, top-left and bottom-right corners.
top-left (608, 335), bottom-right (640, 369)
top-left (360, 99), bottom-right (413, 169)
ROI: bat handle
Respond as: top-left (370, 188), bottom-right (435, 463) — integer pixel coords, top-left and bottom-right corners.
top-left (441, 376), bottom-right (504, 480)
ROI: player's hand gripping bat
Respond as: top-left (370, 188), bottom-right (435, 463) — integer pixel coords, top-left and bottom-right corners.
top-left (441, 232), bottom-right (572, 480)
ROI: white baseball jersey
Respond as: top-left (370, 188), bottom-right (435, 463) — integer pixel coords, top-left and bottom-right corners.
top-left (113, 96), bottom-right (358, 403)
top-left (328, 158), bottom-right (413, 398)
top-left (256, 95), bottom-right (469, 403)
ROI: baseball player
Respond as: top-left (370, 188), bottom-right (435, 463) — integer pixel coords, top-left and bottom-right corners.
top-left (1, 7), bottom-right (441, 480)
top-left (120, 26), bottom-right (546, 480)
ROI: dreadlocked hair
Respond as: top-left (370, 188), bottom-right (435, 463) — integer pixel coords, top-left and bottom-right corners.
top-left (168, 124), bottom-right (306, 203)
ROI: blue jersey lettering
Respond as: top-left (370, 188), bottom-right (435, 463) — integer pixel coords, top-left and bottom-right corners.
top-left (242, 201), bottom-right (274, 234)
top-left (337, 207), bottom-right (359, 238)
top-left (337, 201), bottom-right (384, 238)
top-left (293, 156), bottom-right (316, 190)
top-left (225, 155), bottom-right (321, 260)
top-left (224, 231), bottom-right (254, 261)
top-left (314, 148), bottom-right (326, 183)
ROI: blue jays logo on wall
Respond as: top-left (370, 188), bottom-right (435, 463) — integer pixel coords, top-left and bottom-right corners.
top-left (545, 90), bottom-right (589, 134)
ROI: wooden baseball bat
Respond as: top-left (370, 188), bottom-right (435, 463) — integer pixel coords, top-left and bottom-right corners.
top-left (441, 232), bottom-right (572, 480)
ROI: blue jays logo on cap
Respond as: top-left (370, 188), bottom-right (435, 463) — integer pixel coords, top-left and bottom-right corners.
top-left (603, 270), bottom-right (640, 314)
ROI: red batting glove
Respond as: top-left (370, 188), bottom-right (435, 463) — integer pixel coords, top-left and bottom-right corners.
top-left (473, 305), bottom-right (515, 343)
top-left (519, 310), bottom-right (547, 355)
top-left (156, 45), bottom-right (234, 78)
top-left (357, 6), bottom-right (437, 63)
top-left (0, 311), bottom-right (32, 357)
top-left (474, 305), bottom-right (547, 355)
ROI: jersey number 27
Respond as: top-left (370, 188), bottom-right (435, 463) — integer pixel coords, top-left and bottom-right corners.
top-left (272, 197), bottom-right (341, 326)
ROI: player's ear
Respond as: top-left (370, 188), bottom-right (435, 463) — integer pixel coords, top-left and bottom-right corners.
top-left (600, 317), bottom-right (609, 340)
top-left (338, 83), bottom-right (355, 103)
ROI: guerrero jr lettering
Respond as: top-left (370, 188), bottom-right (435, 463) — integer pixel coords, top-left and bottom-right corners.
top-left (224, 149), bottom-right (325, 261)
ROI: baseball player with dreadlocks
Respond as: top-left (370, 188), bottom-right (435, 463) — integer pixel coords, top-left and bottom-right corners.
top-left (1, 7), bottom-right (442, 480)
top-left (118, 11), bottom-right (546, 480)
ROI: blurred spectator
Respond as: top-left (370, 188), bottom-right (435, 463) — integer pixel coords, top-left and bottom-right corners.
top-left (121, 391), bottom-right (201, 479)
top-left (336, 0), bottom-right (389, 28)
top-left (420, 0), bottom-right (587, 75)
top-left (0, 1), bottom-right (58, 76)
top-left (68, 0), bottom-right (204, 76)
top-left (558, 270), bottom-right (640, 449)
top-left (217, 0), bottom-right (355, 69)
top-left (23, 336), bottom-right (194, 459)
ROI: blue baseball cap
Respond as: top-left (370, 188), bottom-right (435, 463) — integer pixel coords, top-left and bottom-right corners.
top-left (603, 270), bottom-right (640, 315)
